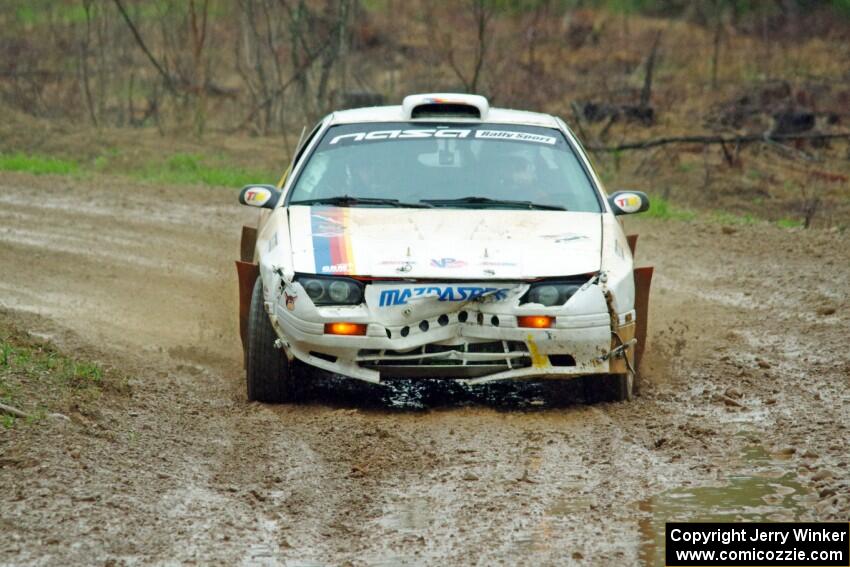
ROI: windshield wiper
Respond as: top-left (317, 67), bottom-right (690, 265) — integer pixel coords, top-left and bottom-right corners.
top-left (289, 195), bottom-right (433, 208)
top-left (421, 196), bottom-right (567, 211)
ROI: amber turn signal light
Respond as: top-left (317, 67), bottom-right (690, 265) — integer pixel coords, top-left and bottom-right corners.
top-left (324, 322), bottom-right (367, 336)
top-left (517, 315), bottom-right (554, 329)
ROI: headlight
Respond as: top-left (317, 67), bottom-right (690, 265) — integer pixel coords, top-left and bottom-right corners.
top-left (520, 281), bottom-right (582, 307)
top-left (328, 280), bottom-right (354, 302)
top-left (295, 275), bottom-right (364, 305)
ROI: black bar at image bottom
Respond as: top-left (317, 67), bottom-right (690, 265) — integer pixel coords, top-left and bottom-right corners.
top-left (666, 522), bottom-right (849, 566)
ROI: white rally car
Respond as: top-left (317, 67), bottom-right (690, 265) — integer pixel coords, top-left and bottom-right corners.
top-left (235, 94), bottom-right (653, 403)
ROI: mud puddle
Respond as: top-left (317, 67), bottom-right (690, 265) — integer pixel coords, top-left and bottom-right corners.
top-left (376, 497), bottom-right (433, 532)
top-left (368, 497), bottom-right (437, 566)
top-left (638, 444), bottom-right (812, 566)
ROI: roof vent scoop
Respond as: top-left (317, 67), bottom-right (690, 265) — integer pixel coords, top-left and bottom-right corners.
top-left (402, 93), bottom-right (489, 120)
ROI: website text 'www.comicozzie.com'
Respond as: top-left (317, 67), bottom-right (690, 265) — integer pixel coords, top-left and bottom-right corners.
top-left (673, 548), bottom-right (843, 564)
top-left (666, 522), bottom-right (849, 567)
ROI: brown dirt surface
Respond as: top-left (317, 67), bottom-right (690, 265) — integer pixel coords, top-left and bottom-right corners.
top-left (1, 172), bottom-right (848, 565)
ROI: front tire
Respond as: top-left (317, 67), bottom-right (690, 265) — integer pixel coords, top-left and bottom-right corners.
top-left (584, 370), bottom-right (634, 403)
top-left (246, 277), bottom-right (297, 403)
top-left (610, 370), bottom-right (635, 402)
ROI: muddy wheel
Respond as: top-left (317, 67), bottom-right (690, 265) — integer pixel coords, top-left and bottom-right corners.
top-left (584, 371), bottom-right (634, 403)
top-left (610, 370), bottom-right (635, 402)
top-left (246, 278), bottom-right (297, 403)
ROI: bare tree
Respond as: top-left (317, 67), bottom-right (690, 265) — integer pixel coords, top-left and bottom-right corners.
top-left (281, 0), bottom-right (355, 124)
top-left (78, 0), bottom-right (98, 126)
top-left (234, 0), bottom-right (348, 137)
top-left (188, 0), bottom-right (210, 134)
top-left (113, 0), bottom-right (177, 94)
top-left (444, 0), bottom-right (493, 94)
top-left (639, 30), bottom-right (662, 109)
top-left (235, 0), bottom-right (276, 134)
top-left (706, 0), bottom-right (730, 90)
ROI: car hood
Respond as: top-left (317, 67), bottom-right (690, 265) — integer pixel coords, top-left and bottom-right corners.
top-left (287, 206), bottom-right (601, 279)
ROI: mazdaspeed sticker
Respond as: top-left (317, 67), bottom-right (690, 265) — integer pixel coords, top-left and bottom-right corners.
top-left (377, 285), bottom-right (511, 307)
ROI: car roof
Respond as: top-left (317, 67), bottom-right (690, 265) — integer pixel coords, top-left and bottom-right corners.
top-left (326, 105), bottom-right (562, 129)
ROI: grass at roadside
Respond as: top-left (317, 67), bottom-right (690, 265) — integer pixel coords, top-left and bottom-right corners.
top-left (644, 195), bottom-right (696, 221)
top-left (712, 210), bottom-right (809, 230)
top-left (711, 211), bottom-right (761, 226)
top-left (776, 218), bottom-right (804, 229)
top-left (0, 150), bottom-right (276, 189)
top-left (130, 153), bottom-right (276, 187)
top-left (642, 195), bottom-right (813, 230)
top-left (0, 319), bottom-right (125, 428)
top-left (0, 153), bottom-right (79, 175)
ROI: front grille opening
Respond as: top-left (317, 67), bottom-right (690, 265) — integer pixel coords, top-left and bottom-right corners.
top-left (438, 314), bottom-right (449, 326)
top-left (458, 311), bottom-right (468, 323)
top-left (419, 320), bottom-right (429, 332)
top-left (310, 351), bottom-right (338, 363)
top-left (400, 326), bottom-right (410, 337)
top-left (358, 341), bottom-right (532, 371)
top-left (466, 340), bottom-right (529, 367)
top-left (467, 341), bottom-right (503, 353)
top-left (382, 348), bottom-right (422, 356)
top-left (548, 354), bottom-right (576, 367)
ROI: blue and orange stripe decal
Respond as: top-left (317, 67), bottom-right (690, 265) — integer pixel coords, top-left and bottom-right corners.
top-left (310, 208), bottom-right (356, 275)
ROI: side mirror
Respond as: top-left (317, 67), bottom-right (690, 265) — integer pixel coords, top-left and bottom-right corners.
top-left (608, 191), bottom-right (650, 215)
top-left (238, 184), bottom-right (281, 209)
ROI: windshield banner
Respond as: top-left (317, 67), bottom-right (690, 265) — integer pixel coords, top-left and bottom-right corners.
top-left (328, 128), bottom-right (557, 146)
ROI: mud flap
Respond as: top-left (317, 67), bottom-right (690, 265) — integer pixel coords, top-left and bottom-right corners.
top-left (240, 225), bottom-right (258, 263)
top-left (626, 234), bottom-right (638, 256)
top-left (237, 225), bottom-right (260, 368)
top-left (633, 266), bottom-right (654, 370)
top-left (236, 261), bottom-right (260, 367)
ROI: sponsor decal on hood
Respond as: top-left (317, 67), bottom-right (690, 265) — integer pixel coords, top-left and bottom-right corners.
top-left (290, 207), bottom-right (602, 279)
top-left (310, 208), bottom-right (356, 275)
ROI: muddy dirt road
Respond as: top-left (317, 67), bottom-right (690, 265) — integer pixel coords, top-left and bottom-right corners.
top-left (1, 173), bottom-right (848, 566)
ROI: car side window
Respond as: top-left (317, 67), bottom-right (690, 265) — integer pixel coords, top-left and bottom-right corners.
top-left (293, 153), bottom-right (331, 197)
top-left (292, 121), bottom-right (323, 169)
top-left (278, 121), bottom-right (323, 194)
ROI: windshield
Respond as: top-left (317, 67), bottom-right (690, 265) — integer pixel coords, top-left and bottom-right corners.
top-left (287, 122), bottom-right (602, 212)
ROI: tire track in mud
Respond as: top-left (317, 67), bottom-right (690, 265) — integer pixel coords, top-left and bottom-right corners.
top-left (1, 173), bottom-right (848, 565)
top-left (337, 406), bottom-right (674, 565)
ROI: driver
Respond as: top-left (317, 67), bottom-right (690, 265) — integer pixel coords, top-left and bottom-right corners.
top-left (347, 159), bottom-right (378, 196)
top-left (344, 143), bottom-right (398, 198)
top-left (492, 154), bottom-right (538, 199)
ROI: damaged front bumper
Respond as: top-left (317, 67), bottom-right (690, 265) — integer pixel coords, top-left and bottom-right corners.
top-left (267, 278), bottom-right (636, 385)
top-left (266, 280), bottom-right (634, 384)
